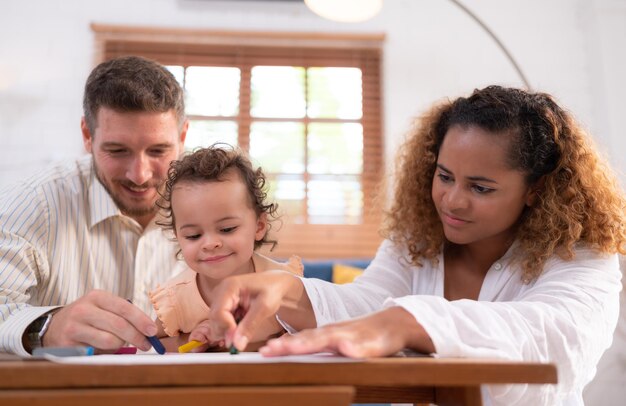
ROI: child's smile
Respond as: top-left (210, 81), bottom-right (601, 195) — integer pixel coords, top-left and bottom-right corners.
top-left (171, 169), bottom-right (267, 287)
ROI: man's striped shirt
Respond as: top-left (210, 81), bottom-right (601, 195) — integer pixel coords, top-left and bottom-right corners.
top-left (0, 155), bottom-right (182, 356)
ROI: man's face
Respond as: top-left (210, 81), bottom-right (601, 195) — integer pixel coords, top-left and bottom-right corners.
top-left (82, 107), bottom-right (187, 227)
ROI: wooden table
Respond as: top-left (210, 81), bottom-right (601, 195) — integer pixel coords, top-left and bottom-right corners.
top-left (0, 356), bottom-right (557, 406)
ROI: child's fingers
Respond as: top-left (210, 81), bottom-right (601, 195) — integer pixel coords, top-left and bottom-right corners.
top-left (190, 321), bottom-right (211, 340)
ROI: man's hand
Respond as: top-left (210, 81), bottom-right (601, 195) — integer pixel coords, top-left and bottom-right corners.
top-left (42, 290), bottom-right (156, 351)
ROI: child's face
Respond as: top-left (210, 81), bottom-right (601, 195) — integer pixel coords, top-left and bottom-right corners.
top-left (431, 124), bottom-right (536, 247)
top-left (171, 171), bottom-right (267, 280)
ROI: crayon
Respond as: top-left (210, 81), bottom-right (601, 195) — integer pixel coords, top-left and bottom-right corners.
top-left (178, 340), bottom-right (204, 353)
top-left (126, 299), bottom-right (165, 355)
top-left (33, 346), bottom-right (94, 357)
top-left (147, 335), bottom-right (166, 355)
top-left (114, 346), bottom-right (138, 354)
top-left (230, 313), bottom-right (243, 355)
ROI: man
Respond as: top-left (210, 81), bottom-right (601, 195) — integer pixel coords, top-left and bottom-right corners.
top-left (0, 56), bottom-right (188, 355)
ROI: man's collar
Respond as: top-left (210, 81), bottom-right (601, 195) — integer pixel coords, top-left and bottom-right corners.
top-left (88, 167), bottom-right (123, 229)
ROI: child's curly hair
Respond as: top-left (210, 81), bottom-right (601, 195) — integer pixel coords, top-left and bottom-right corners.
top-left (157, 144), bottom-right (279, 250)
top-left (382, 85), bottom-right (626, 282)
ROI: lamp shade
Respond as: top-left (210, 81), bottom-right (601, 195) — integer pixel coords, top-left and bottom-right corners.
top-left (305, 0), bottom-right (383, 23)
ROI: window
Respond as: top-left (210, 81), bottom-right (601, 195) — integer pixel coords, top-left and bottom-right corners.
top-left (93, 24), bottom-right (384, 259)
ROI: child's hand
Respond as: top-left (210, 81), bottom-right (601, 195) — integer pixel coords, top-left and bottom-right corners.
top-left (187, 320), bottom-right (224, 352)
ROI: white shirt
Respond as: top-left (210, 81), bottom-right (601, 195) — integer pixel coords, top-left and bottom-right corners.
top-left (301, 239), bottom-right (622, 405)
top-left (0, 155), bottom-right (182, 356)
top-left (582, 256), bottom-right (626, 406)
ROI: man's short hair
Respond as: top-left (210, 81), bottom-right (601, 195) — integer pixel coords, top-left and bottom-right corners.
top-left (82, 55), bottom-right (185, 134)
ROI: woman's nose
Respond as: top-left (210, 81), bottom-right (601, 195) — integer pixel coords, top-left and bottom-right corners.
top-left (445, 185), bottom-right (469, 210)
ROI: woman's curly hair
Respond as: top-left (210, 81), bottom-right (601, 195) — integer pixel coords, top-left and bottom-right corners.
top-left (157, 144), bottom-right (279, 250)
top-left (382, 85), bottom-right (626, 282)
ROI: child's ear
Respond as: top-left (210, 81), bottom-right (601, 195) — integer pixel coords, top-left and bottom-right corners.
top-left (255, 212), bottom-right (268, 241)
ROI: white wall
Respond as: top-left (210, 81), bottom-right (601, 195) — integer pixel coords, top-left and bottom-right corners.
top-left (0, 0), bottom-right (624, 190)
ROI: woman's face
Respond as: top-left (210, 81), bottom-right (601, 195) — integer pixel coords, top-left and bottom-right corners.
top-left (431, 125), bottom-right (535, 247)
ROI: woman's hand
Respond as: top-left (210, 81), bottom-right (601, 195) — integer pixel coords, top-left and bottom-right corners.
top-left (208, 270), bottom-right (313, 351)
top-left (259, 306), bottom-right (435, 358)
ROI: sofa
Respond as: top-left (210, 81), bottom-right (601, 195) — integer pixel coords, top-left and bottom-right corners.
top-left (302, 258), bottom-right (371, 283)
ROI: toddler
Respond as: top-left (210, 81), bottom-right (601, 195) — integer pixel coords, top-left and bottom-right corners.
top-left (149, 145), bottom-right (302, 351)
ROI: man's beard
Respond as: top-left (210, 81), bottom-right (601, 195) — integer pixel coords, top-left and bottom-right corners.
top-left (93, 161), bottom-right (160, 219)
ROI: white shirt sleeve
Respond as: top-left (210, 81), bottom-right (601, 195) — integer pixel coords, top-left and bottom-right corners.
top-left (0, 181), bottom-right (53, 356)
top-left (301, 239), bottom-right (415, 327)
top-left (385, 248), bottom-right (622, 405)
top-left (583, 257), bottom-right (626, 405)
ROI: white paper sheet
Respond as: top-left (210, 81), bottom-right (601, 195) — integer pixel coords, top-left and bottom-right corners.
top-left (43, 351), bottom-right (362, 365)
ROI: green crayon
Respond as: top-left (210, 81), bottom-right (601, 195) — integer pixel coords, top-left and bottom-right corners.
top-left (230, 312), bottom-right (243, 355)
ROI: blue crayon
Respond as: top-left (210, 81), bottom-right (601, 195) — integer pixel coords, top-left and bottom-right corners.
top-left (127, 299), bottom-right (165, 355)
top-left (147, 335), bottom-right (166, 355)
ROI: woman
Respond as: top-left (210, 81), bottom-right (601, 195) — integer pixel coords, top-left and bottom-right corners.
top-left (207, 86), bottom-right (626, 405)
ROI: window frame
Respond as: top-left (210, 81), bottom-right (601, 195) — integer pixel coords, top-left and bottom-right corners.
top-left (92, 24), bottom-right (385, 259)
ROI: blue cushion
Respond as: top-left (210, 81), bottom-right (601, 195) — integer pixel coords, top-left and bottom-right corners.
top-left (302, 259), bottom-right (371, 282)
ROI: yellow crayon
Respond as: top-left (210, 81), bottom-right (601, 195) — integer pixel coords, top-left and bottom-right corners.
top-left (178, 340), bottom-right (204, 353)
